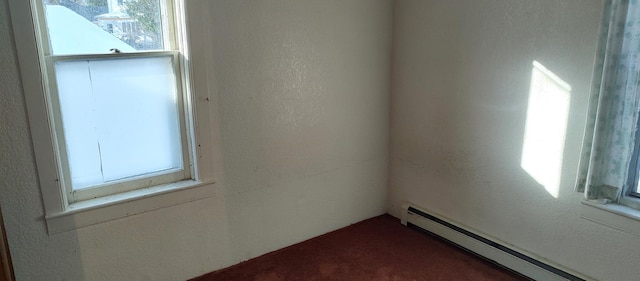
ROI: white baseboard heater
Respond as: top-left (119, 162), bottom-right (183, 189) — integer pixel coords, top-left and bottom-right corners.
top-left (400, 203), bottom-right (589, 281)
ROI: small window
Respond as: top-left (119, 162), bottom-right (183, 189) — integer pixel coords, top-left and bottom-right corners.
top-left (10, 0), bottom-right (215, 233)
top-left (35, 0), bottom-right (191, 203)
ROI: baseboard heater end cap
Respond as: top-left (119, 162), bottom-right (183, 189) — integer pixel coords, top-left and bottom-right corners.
top-left (400, 202), bottom-right (413, 226)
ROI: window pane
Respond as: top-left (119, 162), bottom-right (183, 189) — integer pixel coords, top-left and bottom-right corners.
top-left (42, 0), bottom-right (165, 55)
top-left (55, 56), bottom-right (182, 190)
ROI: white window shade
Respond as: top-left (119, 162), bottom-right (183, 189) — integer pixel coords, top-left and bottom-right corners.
top-left (55, 56), bottom-right (183, 190)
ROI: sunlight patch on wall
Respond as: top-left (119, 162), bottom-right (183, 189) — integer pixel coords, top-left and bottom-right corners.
top-left (521, 61), bottom-right (571, 198)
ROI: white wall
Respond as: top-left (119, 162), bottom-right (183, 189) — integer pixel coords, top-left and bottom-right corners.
top-left (389, 1), bottom-right (640, 281)
top-left (0, 0), bottom-right (392, 280)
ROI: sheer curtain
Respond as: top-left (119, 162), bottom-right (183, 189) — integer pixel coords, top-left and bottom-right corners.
top-left (576, 0), bottom-right (640, 202)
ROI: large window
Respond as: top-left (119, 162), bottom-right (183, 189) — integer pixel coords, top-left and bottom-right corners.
top-left (8, 0), bottom-right (215, 233)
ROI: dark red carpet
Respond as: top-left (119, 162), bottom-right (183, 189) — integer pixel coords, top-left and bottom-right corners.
top-left (191, 215), bottom-right (528, 281)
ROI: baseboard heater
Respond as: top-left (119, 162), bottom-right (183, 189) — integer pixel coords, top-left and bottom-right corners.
top-left (400, 203), bottom-right (589, 281)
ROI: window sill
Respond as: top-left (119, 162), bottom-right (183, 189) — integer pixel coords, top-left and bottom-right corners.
top-left (580, 199), bottom-right (640, 237)
top-left (45, 180), bottom-right (216, 234)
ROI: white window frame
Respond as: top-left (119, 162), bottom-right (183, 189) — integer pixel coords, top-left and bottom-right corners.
top-left (51, 53), bottom-right (193, 203)
top-left (7, 0), bottom-right (217, 234)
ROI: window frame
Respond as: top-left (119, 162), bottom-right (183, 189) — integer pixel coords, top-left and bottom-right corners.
top-left (48, 52), bottom-right (193, 203)
top-left (39, 0), bottom-right (193, 202)
top-left (7, 0), bottom-right (217, 234)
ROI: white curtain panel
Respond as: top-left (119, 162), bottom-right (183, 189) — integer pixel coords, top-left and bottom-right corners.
top-left (576, 0), bottom-right (640, 201)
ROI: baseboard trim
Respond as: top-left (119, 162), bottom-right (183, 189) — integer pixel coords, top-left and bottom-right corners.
top-left (401, 202), bottom-right (591, 281)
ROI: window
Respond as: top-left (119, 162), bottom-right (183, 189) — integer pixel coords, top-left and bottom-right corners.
top-left (8, 0), bottom-right (215, 233)
top-left (577, 0), bottom-right (640, 212)
top-left (37, 0), bottom-right (190, 203)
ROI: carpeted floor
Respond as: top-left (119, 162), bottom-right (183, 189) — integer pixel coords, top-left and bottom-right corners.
top-left (191, 215), bottom-right (528, 281)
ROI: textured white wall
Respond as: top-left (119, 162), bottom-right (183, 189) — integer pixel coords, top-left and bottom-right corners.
top-left (389, 1), bottom-right (640, 281)
top-left (0, 0), bottom-right (392, 280)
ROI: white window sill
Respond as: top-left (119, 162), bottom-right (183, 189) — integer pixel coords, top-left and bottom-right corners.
top-left (45, 180), bottom-right (216, 234)
top-left (580, 199), bottom-right (640, 237)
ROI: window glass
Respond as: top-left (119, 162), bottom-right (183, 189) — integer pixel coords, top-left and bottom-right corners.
top-left (55, 56), bottom-right (183, 190)
top-left (42, 0), bottom-right (164, 55)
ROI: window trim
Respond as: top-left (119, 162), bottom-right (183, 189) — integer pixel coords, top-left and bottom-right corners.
top-left (581, 199), bottom-right (640, 237)
top-left (7, 0), bottom-right (217, 234)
